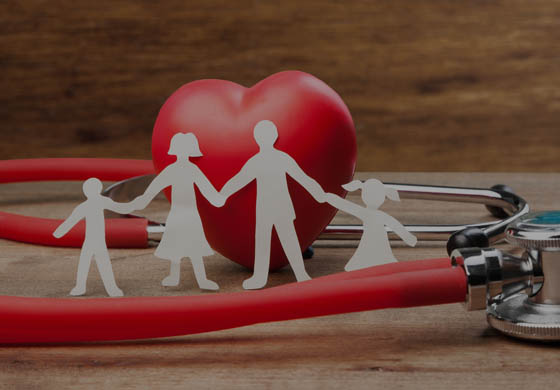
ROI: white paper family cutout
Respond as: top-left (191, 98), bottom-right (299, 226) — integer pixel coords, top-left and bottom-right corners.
top-left (53, 120), bottom-right (417, 297)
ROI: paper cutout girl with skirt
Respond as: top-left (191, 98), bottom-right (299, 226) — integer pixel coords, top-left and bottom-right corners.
top-left (326, 178), bottom-right (417, 271)
top-left (132, 133), bottom-right (225, 290)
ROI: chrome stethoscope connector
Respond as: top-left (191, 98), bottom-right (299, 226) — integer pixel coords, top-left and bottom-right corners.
top-left (452, 211), bottom-right (560, 341)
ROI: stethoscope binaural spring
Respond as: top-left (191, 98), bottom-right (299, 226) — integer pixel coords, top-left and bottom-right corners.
top-left (0, 158), bottom-right (529, 253)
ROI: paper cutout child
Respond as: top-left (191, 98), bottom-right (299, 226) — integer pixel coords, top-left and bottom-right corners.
top-left (53, 178), bottom-right (134, 297)
top-left (132, 133), bottom-right (224, 290)
top-left (326, 179), bottom-right (417, 271)
top-left (221, 120), bottom-right (326, 290)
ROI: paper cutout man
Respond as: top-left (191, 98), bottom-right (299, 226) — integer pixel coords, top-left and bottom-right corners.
top-left (53, 178), bottom-right (134, 297)
top-left (132, 133), bottom-right (224, 290)
top-left (221, 120), bottom-right (326, 290)
top-left (326, 178), bottom-right (417, 271)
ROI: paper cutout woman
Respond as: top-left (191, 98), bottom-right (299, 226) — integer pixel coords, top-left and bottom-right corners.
top-left (221, 120), bottom-right (326, 290)
top-left (53, 178), bottom-right (133, 297)
top-left (132, 133), bottom-right (225, 290)
top-left (326, 179), bottom-right (417, 271)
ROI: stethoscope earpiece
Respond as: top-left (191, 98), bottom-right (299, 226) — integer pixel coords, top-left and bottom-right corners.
top-left (446, 227), bottom-right (490, 256)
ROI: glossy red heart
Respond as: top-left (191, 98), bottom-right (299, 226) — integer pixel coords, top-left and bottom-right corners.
top-left (152, 71), bottom-right (356, 270)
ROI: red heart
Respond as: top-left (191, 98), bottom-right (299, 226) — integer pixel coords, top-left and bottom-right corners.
top-left (151, 71), bottom-right (356, 270)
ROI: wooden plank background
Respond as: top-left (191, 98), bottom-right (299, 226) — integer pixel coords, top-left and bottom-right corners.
top-left (1, 0), bottom-right (559, 171)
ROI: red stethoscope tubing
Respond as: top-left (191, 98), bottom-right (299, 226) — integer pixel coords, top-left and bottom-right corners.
top-left (0, 158), bottom-right (155, 183)
top-left (0, 159), bottom-right (467, 344)
top-left (0, 212), bottom-right (149, 248)
top-left (0, 158), bottom-right (155, 248)
top-left (0, 259), bottom-right (466, 344)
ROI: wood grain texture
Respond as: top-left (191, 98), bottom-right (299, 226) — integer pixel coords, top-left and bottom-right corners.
top-left (0, 172), bottom-right (559, 389)
top-left (1, 1), bottom-right (560, 171)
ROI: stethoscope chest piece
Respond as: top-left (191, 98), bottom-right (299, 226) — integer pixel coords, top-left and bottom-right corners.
top-left (487, 211), bottom-right (560, 341)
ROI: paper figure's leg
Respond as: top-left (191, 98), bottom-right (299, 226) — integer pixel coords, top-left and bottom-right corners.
top-left (344, 255), bottom-right (368, 272)
top-left (70, 247), bottom-right (94, 296)
top-left (275, 219), bottom-right (311, 282)
top-left (243, 218), bottom-right (273, 290)
top-left (162, 260), bottom-right (181, 287)
top-left (94, 248), bottom-right (123, 297)
top-left (190, 256), bottom-right (219, 291)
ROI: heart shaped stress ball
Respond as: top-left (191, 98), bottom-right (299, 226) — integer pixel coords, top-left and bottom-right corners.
top-left (152, 71), bottom-right (357, 270)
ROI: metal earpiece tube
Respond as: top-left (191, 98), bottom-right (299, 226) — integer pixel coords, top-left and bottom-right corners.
top-left (105, 175), bottom-right (529, 247)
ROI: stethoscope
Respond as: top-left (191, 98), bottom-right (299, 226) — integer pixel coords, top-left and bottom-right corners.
top-left (0, 158), bottom-right (558, 343)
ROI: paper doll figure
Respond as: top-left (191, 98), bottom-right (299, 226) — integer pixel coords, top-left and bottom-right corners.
top-left (326, 179), bottom-right (417, 271)
top-left (53, 178), bottom-right (134, 297)
top-left (132, 132), bottom-right (224, 290)
top-left (220, 120), bottom-right (326, 290)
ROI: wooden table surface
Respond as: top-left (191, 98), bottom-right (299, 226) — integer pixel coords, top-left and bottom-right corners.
top-left (0, 172), bottom-right (559, 389)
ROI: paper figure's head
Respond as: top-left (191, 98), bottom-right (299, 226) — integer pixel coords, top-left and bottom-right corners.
top-left (254, 120), bottom-right (278, 148)
top-left (342, 178), bottom-right (400, 209)
top-left (83, 178), bottom-right (103, 198)
top-left (168, 133), bottom-right (203, 157)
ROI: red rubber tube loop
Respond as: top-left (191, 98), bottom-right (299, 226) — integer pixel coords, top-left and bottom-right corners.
top-left (0, 158), bottom-right (155, 183)
top-left (0, 261), bottom-right (467, 344)
top-left (0, 159), bottom-right (468, 344)
top-left (0, 159), bottom-right (155, 247)
top-left (0, 212), bottom-right (148, 248)
top-left (311, 257), bottom-right (452, 283)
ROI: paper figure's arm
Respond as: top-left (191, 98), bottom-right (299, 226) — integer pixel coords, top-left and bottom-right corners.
top-left (133, 168), bottom-right (172, 209)
top-left (220, 160), bottom-right (256, 199)
top-left (377, 211), bottom-right (417, 247)
top-left (325, 193), bottom-right (366, 220)
top-left (193, 166), bottom-right (225, 207)
top-left (285, 157), bottom-right (326, 203)
top-left (102, 197), bottom-right (135, 215)
top-left (53, 204), bottom-right (85, 238)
